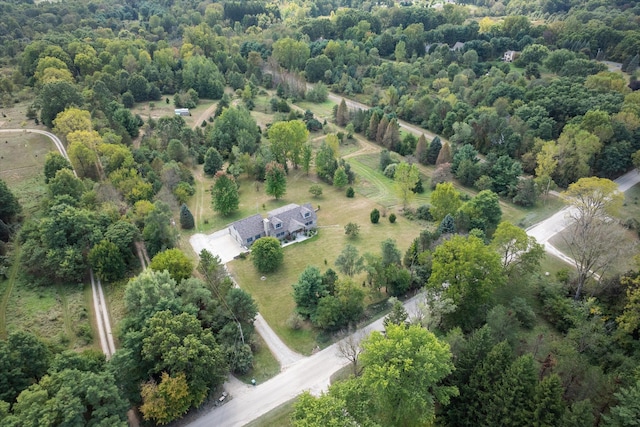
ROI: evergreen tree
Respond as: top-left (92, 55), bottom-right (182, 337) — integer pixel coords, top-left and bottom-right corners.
top-left (333, 167), bottom-right (348, 189)
top-left (336, 99), bottom-right (349, 126)
top-left (376, 116), bottom-right (389, 145)
top-left (179, 204), bottom-right (195, 230)
top-left (436, 141), bottom-right (452, 165)
top-left (367, 112), bottom-right (380, 141)
top-left (486, 354), bottom-right (537, 426)
top-left (438, 214), bottom-right (456, 234)
top-left (415, 134), bottom-right (428, 164)
top-left (383, 298), bottom-right (408, 329)
top-left (533, 374), bottom-right (565, 427)
top-left (426, 136), bottom-right (442, 165)
top-left (382, 119), bottom-right (400, 152)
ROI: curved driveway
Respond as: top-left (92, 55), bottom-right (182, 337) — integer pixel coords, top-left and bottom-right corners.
top-left (0, 128), bottom-right (113, 357)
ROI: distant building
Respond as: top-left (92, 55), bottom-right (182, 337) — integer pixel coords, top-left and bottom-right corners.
top-left (229, 203), bottom-right (318, 248)
top-left (451, 42), bottom-right (465, 52)
top-left (503, 50), bottom-right (517, 62)
top-left (175, 108), bottom-right (190, 116)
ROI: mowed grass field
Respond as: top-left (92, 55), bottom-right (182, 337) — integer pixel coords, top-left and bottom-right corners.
top-left (224, 158), bottom-right (430, 353)
top-left (0, 131), bottom-right (96, 349)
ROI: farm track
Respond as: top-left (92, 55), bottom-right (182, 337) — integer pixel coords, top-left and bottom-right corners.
top-left (0, 128), bottom-right (111, 358)
top-left (0, 245), bottom-right (21, 339)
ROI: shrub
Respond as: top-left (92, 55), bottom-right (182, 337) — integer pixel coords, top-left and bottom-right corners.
top-left (370, 208), bottom-right (380, 224)
top-left (309, 184), bottom-right (323, 198)
top-left (286, 312), bottom-right (305, 330)
top-left (344, 222), bottom-right (360, 237)
top-left (383, 163), bottom-right (397, 179)
top-left (389, 213), bottom-right (397, 223)
top-left (416, 205), bottom-right (433, 221)
top-left (346, 187), bottom-right (355, 198)
top-left (510, 297), bottom-right (536, 329)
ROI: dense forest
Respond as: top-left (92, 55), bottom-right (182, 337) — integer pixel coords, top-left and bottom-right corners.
top-left (1, 0), bottom-right (640, 425)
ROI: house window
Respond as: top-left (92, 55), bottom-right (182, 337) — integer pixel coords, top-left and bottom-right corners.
top-left (276, 232), bottom-right (285, 238)
top-left (304, 212), bottom-right (310, 218)
top-left (255, 234), bottom-right (262, 240)
top-left (305, 221), bottom-right (313, 226)
top-left (247, 237), bottom-right (253, 243)
top-left (275, 223), bottom-right (282, 229)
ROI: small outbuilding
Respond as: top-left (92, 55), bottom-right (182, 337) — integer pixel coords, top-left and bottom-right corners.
top-left (175, 108), bottom-right (191, 116)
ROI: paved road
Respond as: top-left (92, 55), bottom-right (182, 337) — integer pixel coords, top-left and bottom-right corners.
top-left (526, 169), bottom-right (640, 258)
top-left (187, 293), bottom-right (426, 427)
top-left (0, 128), bottom-right (113, 358)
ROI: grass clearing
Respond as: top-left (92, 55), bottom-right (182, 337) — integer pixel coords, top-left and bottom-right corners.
top-left (295, 99), bottom-right (336, 119)
top-left (619, 183), bottom-right (640, 222)
top-left (244, 398), bottom-right (296, 427)
top-left (236, 332), bottom-right (281, 384)
top-left (549, 226), bottom-right (639, 275)
top-left (227, 166), bottom-right (424, 353)
top-left (0, 132), bottom-right (51, 214)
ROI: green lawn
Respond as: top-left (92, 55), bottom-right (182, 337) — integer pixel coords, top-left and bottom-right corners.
top-left (619, 182), bottom-right (640, 222)
top-left (236, 332), bottom-right (281, 384)
top-left (227, 164), bottom-right (424, 354)
top-left (244, 398), bottom-right (296, 427)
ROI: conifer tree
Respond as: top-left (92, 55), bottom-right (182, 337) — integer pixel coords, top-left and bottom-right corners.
top-left (415, 134), bottom-right (428, 164)
top-left (336, 99), bottom-right (349, 126)
top-left (367, 112), bottom-right (380, 141)
top-left (376, 116), bottom-right (389, 144)
top-left (426, 136), bottom-right (442, 165)
top-left (179, 203), bottom-right (195, 229)
top-left (436, 141), bottom-right (452, 165)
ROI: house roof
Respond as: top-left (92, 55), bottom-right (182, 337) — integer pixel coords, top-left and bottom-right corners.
top-left (451, 41), bottom-right (465, 51)
top-left (231, 214), bottom-right (264, 241)
top-left (266, 203), bottom-right (317, 234)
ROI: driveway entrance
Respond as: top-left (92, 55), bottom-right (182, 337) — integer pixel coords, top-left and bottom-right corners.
top-left (189, 227), bottom-right (244, 264)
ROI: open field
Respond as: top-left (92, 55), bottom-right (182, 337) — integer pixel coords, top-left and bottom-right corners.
top-left (0, 130), bottom-right (96, 349)
top-left (0, 132), bottom-right (52, 214)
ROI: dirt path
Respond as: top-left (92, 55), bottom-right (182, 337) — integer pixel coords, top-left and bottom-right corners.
top-left (191, 102), bottom-right (218, 130)
top-left (0, 245), bottom-right (21, 339)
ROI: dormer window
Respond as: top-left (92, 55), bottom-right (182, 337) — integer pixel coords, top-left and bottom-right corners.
top-left (304, 212), bottom-right (310, 218)
top-left (275, 223), bottom-right (282, 229)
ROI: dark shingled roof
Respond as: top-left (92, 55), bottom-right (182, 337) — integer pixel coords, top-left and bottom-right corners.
top-left (231, 214), bottom-right (264, 241)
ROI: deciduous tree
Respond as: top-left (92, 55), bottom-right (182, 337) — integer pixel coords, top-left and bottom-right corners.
top-left (394, 162), bottom-right (419, 208)
top-left (430, 182), bottom-right (462, 222)
top-left (562, 177), bottom-right (625, 299)
top-left (335, 244), bottom-right (365, 277)
top-left (211, 173), bottom-right (239, 216)
top-left (251, 237), bottom-right (283, 273)
top-left (359, 324), bottom-right (458, 426)
top-left (428, 234), bottom-right (505, 330)
top-left (149, 248), bottom-right (194, 283)
top-left (265, 161), bottom-right (287, 199)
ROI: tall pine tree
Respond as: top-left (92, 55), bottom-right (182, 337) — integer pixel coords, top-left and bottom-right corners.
top-left (426, 136), bottom-right (442, 165)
